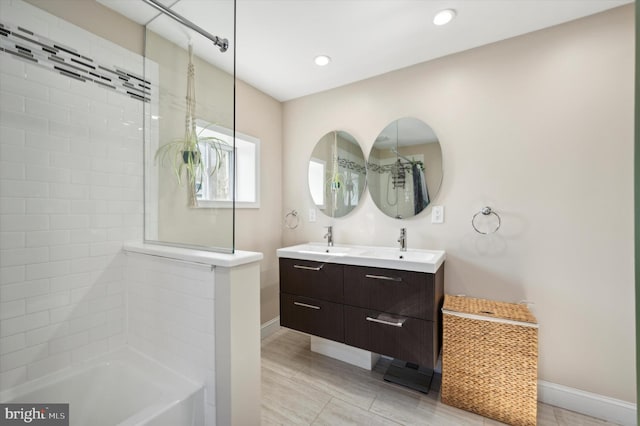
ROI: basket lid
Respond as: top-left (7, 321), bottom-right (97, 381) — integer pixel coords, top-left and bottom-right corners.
top-left (443, 295), bottom-right (537, 324)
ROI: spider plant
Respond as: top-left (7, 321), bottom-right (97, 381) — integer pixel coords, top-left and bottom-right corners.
top-left (153, 43), bottom-right (229, 207)
top-left (326, 172), bottom-right (344, 192)
top-left (154, 124), bottom-right (228, 206)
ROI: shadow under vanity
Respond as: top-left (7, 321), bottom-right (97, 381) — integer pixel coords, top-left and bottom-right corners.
top-left (277, 244), bottom-right (445, 393)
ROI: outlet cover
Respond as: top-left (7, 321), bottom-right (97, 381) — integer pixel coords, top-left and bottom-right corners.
top-left (309, 208), bottom-right (317, 222)
top-left (432, 205), bottom-right (444, 224)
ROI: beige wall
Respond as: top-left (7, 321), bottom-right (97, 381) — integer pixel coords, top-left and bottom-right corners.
top-left (235, 79), bottom-right (283, 323)
top-left (282, 5), bottom-right (635, 403)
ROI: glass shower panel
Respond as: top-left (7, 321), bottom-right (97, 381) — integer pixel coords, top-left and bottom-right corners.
top-left (142, 1), bottom-right (235, 253)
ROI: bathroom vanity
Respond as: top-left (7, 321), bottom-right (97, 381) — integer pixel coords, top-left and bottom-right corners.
top-left (277, 243), bottom-right (445, 391)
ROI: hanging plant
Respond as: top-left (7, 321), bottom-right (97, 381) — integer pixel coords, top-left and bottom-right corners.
top-left (327, 172), bottom-right (344, 190)
top-left (154, 43), bottom-right (228, 207)
top-left (326, 131), bottom-right (346, 215)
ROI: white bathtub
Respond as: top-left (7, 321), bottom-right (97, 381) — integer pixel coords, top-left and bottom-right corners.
top-left (0, 347), bottom-right (204, 426)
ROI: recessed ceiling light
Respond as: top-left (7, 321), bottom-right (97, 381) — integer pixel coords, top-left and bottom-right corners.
top-left (433, 9), bottom-right (456, 26)
top-left (314, 55), bottom-right (331, 66)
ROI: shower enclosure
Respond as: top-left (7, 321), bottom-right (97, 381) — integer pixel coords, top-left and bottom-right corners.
top-left (0, 0), bottom-right (242, 424)
top-left (143, 0), bottom-right (236, 253)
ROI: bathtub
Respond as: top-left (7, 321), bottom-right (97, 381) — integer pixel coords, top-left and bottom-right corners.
top-left (0, 347), bottom-right (204, 426)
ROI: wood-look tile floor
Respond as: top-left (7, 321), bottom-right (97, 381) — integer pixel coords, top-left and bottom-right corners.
top-left (261, 329), bottom-right (618, 426)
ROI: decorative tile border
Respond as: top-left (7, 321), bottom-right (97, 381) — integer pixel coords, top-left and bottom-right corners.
top-left (337, 157), bottom-right (367, 174)
top-left (0, 20), bottom-right (151, 102)
top-left (366, 159), bottom-right (424, 174)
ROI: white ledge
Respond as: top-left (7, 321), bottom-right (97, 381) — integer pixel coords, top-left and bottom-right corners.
top-left (123, 241), bottom-right (263, 268)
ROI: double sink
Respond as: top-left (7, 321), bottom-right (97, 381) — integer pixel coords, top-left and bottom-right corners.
top-left (277, 242), bottom-right (445, 273)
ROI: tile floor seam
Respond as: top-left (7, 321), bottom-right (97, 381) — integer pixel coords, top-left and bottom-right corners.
top-left (310, 395), bottom-right (334, 425)
top-left (366, 389), bottom-right (410, 425)
top-left (367, 397), bottom-right (408, 426)
top-left (317, 396), bottom-right (406, 426)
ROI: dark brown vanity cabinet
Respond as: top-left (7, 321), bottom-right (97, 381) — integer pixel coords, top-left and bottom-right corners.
top-left (280, 294), bottom-right (344, 342)
top-left (343, 266), bottom-right (438, 321)
top-left (279, 258), bottom-right (345, 342)
top-left (279, 257), bottom-right (444, 369)
top-left (343, 265), bottom-right (444, 367)
top-left (344, 305), bottom-right (435, 367)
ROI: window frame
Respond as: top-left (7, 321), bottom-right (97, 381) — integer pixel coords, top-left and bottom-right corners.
top-left (194, 120), bottom-right (261, 209)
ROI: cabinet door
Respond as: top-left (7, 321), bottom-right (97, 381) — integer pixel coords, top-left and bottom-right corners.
top-left (280, 258), bottom-right (343, 303)
top-left (344, 265), bottom-right (434, 320)
top-left (280, 293), bottom-right (344, 342)
top-left (344, 305), bottom-right (436, 367)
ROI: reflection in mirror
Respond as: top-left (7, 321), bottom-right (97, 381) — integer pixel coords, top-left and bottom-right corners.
top-left (367, 118), bottom-right (443, 219)
top-left (308, 131), bottom-right (367, 218)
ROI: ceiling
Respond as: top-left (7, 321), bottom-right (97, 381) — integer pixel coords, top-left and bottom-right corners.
top-left (98, 0), bottom-right (633, 102)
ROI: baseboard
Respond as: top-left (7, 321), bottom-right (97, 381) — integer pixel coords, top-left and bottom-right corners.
top-left (538, 380), bottom-right (637, 426)
top-left (260, 316), bottom-right (280, 340)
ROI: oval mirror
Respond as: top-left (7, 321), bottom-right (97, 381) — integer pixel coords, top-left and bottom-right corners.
top-left (367, 118), bottom-right (443, 219)
top-left (307, 130), bottom-right (367, 218)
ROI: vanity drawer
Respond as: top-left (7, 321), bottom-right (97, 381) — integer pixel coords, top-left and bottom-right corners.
top-left (280, 293), bottom-right (344, 342)
top-left (344, 305), bottom-right (436, 368)
top-left (280, 258), bottom-right (343, 303)
top-left (344, 265), bottom-right (435, 320)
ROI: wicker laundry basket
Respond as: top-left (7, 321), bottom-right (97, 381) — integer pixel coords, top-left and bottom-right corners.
top-left (441, 295), bottom-right (538, 426)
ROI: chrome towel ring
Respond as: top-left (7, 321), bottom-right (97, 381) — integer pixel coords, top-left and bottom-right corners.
top-left (472, 206), bottom-right (501, 235)
top-left (284, 210), bottom-right (299, 229)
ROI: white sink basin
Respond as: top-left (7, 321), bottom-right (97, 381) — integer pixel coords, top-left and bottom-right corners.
top-left (360, 248), bottom-right (437, 262)
top-left (294, 245), bottom-right (354, 257)
top-left (277, 243), bottom-right (445, 273)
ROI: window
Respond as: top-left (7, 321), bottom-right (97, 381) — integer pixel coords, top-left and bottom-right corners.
top-left (308, 157), bottom-right (325, 209)
top-left (195, 120), bottom-right (260, 208)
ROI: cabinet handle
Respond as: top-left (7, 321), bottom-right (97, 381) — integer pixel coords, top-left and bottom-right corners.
top-left (365, 274), bottom-right (402, 282)
top-left (294, 264), bottom-right (324, 271)
top-left (366, 316), bottom-right (406, 328)
top-left (294, 301), bottom-right (321, 310)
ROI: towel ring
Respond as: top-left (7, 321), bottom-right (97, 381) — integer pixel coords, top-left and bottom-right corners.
top-left (472, 206), bottom-right (501, 235)
top-left (284, 210), bottom-right (299, 229)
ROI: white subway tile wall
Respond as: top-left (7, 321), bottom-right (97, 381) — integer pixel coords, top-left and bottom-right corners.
top-left (125, 253), bottom-right (216, 422)
top-left (0, 0), bottom-right (143, 389)
top-left (0, 2), bottom-right (214, 421)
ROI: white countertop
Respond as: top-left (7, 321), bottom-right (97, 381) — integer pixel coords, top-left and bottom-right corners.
top-left (277, 242), bottom-right (445, 273)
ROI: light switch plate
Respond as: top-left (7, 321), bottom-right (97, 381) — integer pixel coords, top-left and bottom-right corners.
top-left (309, 208), bottom-right (317, 222)
top-left (432, 205), bottom-right (444, 224)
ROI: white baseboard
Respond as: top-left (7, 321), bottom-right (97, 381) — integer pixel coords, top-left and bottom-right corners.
top-left (260, 316), bottom-right (281, 340)
top-left (538, 380), bottom-right (637, 426)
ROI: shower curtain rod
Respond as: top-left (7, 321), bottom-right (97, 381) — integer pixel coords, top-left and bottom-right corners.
top-left (141, 0), bottom-right (229, 52)
top-left (391, 147), bottom-right (414, 164)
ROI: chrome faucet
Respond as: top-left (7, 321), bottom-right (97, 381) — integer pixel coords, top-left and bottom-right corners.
top-left (398, 228), bottom-right (407, 252)
top-left (324, 226), bottom-right (333, 247)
